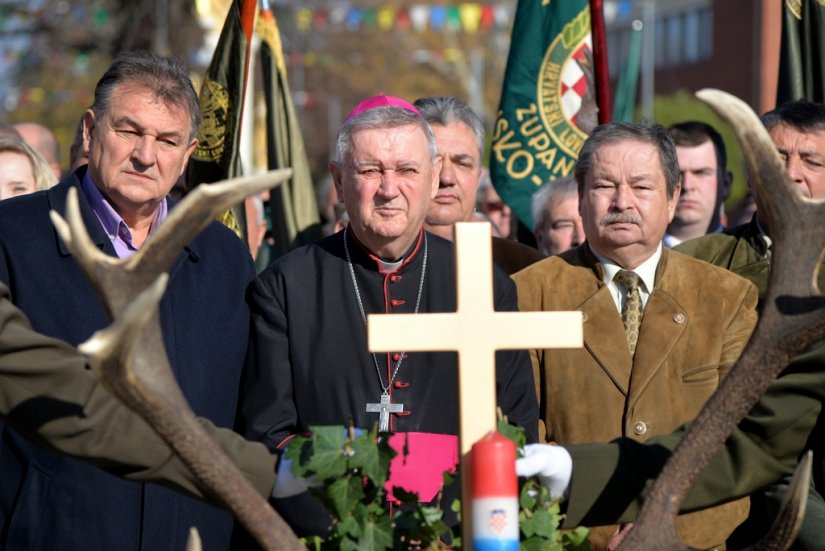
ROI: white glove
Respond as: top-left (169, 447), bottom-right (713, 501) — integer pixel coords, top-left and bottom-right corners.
top-left (515, 443), bottom-right (573, 499)
top-left (271, 454), bottom-right (319, 499)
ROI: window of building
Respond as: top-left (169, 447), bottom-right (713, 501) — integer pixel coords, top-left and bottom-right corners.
top-left (608, 3), bottom-right (713, 74)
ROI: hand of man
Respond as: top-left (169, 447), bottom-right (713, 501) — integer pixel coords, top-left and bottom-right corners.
top-left (515, 443), bottom-right (573, 499)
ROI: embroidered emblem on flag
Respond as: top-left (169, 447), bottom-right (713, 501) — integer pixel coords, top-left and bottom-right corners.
top-left (560, 39), bottom-right (593, 126)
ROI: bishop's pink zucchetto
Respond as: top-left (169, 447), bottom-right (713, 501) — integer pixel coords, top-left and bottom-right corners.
top-left (345, 94), bottom-right (421, 121)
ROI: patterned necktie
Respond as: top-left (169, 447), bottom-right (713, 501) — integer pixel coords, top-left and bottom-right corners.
top-left (614, 269), bottom-right (643, 356)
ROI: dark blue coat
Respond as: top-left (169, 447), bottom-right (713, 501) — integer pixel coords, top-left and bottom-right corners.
top-left (0, 169), bottom-right (255, 551)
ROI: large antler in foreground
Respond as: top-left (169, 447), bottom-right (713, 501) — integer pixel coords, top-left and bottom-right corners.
top-left (617, 91), bottom-right (825, 550)
top-left (51, 171), bottom-right (304, 551)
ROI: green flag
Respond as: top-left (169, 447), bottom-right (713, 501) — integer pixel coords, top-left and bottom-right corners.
top-left (612, 22), bottom-right (642, 123)
top-left (187, 0), bottom-right (255, 240)
top-left (777, 0), bottom-right (825, 104)
top-left (258, 5), bottom-right (322, 257)
top-left (490, 0), bottom-right (597, 230)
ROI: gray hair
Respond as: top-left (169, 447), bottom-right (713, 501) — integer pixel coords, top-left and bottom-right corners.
top-left (413, 96), bottom-right (485, 157)
top-left (334, 106), bottom-right (438, 164)
top-left (91, 50), bottom-right (201, 139)
top-left (574, 121), bottom-right (681, 198)
top-left (532, 175), bottom-right (578, 230)
top-left (0, 137), bottom-right (58, 191)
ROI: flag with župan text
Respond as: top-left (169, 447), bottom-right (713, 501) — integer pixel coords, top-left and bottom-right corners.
top-left (490, 0), bottom-right (597, 229)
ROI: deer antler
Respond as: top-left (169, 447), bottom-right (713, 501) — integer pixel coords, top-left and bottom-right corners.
top-left (53, 170), bottom-right (305, 551)
top-left (616, 90), bottom-right (825, 550)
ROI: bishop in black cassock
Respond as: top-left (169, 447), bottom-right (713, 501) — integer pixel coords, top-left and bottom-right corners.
top-left (236, 95), bottom-right (538, 537)
top-left (238, 227), bottom-right (538, 535)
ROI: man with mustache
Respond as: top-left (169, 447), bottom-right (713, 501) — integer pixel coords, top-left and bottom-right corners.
top-left (513, 121), bottom-right (758, 550)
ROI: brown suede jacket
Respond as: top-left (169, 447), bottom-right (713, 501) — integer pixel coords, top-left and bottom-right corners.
top-left (513, 244), bottom-right (758, 550)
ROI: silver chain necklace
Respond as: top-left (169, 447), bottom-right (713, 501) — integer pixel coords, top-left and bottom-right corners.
top-left (344, 227), bottom-right (428, 431)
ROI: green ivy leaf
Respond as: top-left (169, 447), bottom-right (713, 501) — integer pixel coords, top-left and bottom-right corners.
top-left (418, 505), bottom-right (444, 526)
top-left (370, 514), bottom-right (395, 549)
top-left (307, 426), bottom-right (347, 480)
top-left (530, 508), bottom-right (558, 539)
top-left (497, 419), bottom-right (527, 451)
top-left (392, 486), bottom-right (420, 505)
top-left (349, 433), bottom-right (390, 487)
top-left (561, 527), bottom-right (590, 550)
top-left (327, 476), bottom-right (365, 520)
top-left (341, 515), bottom-right (393, 551)
top-left (284, 435), bottom-right (314, 478)
top-left (450, 497), bottom-right (461, 514)
top-left (521, 535), bottom-right (563, 551)
top-left (298, 535), bottom-right (324, 551)
top-left (337, 514), bottom-right (361, 540)
top-left (520, 481), bottom-right (538, 510)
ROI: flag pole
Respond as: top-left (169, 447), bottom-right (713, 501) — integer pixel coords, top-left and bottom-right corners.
top-left (589, 0), bottom-right (612, 124)
top-left (238, 0), bottom-right (257, 135)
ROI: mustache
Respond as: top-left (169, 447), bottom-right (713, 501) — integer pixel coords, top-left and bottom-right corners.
top-left (600, 212), bottom-right (642, 226)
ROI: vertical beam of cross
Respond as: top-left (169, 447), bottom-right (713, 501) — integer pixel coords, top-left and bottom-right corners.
top-left (368, 222), bottom-right (582, 548)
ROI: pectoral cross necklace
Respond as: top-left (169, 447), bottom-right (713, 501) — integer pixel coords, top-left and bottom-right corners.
top-left (343, 227), bottom-right (428, 432)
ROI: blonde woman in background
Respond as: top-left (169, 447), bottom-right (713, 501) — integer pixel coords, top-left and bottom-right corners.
top-left (0, 137), bottom-right (58, 201)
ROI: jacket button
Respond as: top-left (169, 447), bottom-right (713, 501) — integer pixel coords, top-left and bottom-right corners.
top-left (581, 312), bottom-right (588, 322)
top-left (392, 353), bottom-right (401, 361)
top-left (673, 313), bottom-right (685, 323)
top-left (393, 381), bottom-right (410, 389)
top-left (390, 274), bottom-right (402, 283)
top-left (391, 299), bottom-right (406, 307)
top-left (633, 421), bottom-right (647, 435)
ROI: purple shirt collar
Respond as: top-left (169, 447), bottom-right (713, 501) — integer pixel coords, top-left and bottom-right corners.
top-left (81, 172), bottom-right (168, 258)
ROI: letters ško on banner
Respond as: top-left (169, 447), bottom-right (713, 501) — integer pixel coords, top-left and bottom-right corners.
top-left (491, 0), bottom-right (597, 230)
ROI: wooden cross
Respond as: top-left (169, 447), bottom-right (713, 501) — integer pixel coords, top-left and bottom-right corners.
top-left (368, 222), bottom-right (583, 548)
top-left (366, 393), bottom-right (404, 433)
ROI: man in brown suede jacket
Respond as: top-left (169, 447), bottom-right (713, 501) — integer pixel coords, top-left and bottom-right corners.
top-left (513, 121), bottom-right (758, 550)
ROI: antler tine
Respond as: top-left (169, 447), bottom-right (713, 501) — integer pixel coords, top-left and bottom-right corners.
top-left (749, 452), bottom-right (812, 551)
top-left (695, 90), bottom-right (803, 240)
top-left (55, 168), bottom-right (305, 548)
top-left (79, 274), bottom-right (168, 384)
top-left (186, 528), bottom-right (203, 551)
top-left (697, 89), bottom-right (825, 300)
top-left (131, 168), bottom-right (292, 275)
top-left (617, 89), bottom-right (825, 550)
top-left (79, 274), bottom-right (305, 550)
top-left (50, 188), bottom-right (122, 308)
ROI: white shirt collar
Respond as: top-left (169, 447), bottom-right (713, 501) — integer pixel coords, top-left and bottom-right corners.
top-left (590, 243), bottom-right (662, 312)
